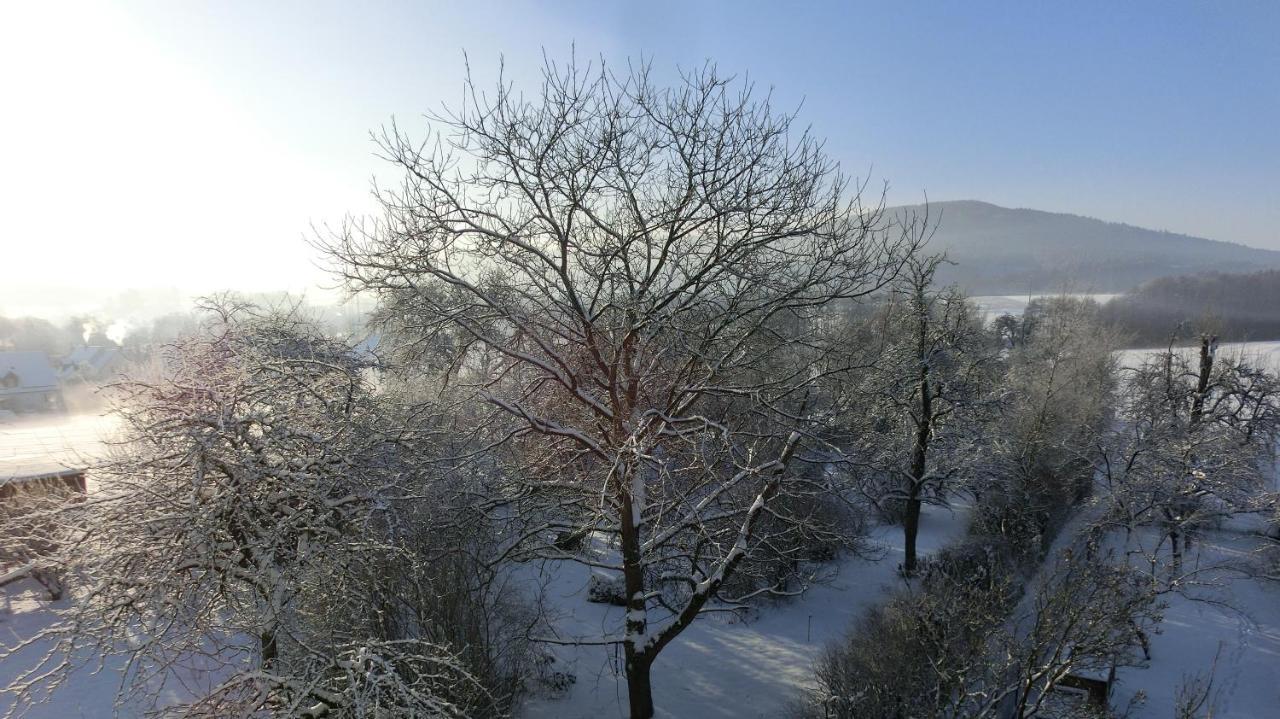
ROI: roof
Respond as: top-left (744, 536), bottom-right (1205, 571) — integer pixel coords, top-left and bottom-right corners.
top-left (0, 467), bottom-right (84, 487)
top-left (60, 345), bottom-right (123, 380)
top-left (0, 351), bottom-right (59, 396)
top-left (0, 413), bottom-right (113, 484)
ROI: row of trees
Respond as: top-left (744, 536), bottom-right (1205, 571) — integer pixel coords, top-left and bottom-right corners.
top-left (1, 300), bottom-right (366, 360)
top-left (0, 315), bottom-right (122, 355)
top-left (804, 303), bottom-right (1280, 716)
top-left (1102, 269), bottom-right (1280, 346)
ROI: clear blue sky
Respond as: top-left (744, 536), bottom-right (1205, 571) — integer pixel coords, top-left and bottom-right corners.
top-left (3, 0), bottom-right (1278, 296)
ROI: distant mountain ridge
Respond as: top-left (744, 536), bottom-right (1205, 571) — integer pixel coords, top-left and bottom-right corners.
top-left (887, 200), bottom-right (1280, 294)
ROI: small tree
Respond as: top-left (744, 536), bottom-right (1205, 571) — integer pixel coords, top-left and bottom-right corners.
top-left (324, 58), bottom-right (918, 717)
top-left (2, 301), bottom-right (499, 718)
top-left (840, 254), bottom-right (997, 574)
top-left (1102, 336), bottom-right (1280, 574)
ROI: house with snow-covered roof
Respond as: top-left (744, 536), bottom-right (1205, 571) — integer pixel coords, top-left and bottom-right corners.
top-left (0, 351), bottom-right (64, 414)
top-left (59, 345), bottom-right (124, 383)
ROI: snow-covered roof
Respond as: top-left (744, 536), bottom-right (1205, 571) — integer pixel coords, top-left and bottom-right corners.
top-left (0, 466), bottom-right (84, 487)
top-left (0, 413), bottom-right (113, 485)
top-left (0, 351), bottom-right (58, 396)
top-left (60, 345), bottom-right (123, 379)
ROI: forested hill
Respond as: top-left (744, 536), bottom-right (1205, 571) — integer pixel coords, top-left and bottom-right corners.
top-left (889, 200), bottom-right (1280, 294)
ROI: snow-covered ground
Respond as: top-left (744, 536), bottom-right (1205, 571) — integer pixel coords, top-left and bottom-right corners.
top-left (1119, 340), bottom-right (1280, 376)
top-left (1, 412), bottom-right (128, 718)
top-left (970, 293), bottom-right (1121, 323)
top-left (520, 504), bottom-right (972, 719)
top-left (1, 578), bottom-right (174, 719)
top-left (1111, 525), bottom-right (1280, 718)
top-left (0, 412), bottom-right (118, 485)
top-left (1108, 343), bottom-right (1280, 715)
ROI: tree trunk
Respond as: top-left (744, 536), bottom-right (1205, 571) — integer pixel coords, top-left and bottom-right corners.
top-left (260, 628), bottom-right (278, 666)
top-left (903, 353), bottom-right (932, 576)
top-left (1189, 335), bottom-right (1215, 427)
top-left (1174, 335), bottom-right (1214, 560)
top-left (618, 459), bottom-right (655, 718)
top-left (1164, 506), bottom-right (1183, 571)
top-left (903, 480), bottom-right (922, 575)
top-left (625, 651), bottom-right (655, 719)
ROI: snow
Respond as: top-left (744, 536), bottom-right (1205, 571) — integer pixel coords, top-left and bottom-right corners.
top-left (0, 412), bottom-right (117, 484)
top-left (1, 413), bottom-right (133, 718)
top-left (520, 503), bottom-right (972, 719)
top-left (1118, 340), bottom-right (1280, 376)
top-left (1102, 345), bottom-right (1280, 715)
top-left (0, 580), bottom-right (175, 719)
top-left (9, 374), bottom-right (1280, 717)
top-left (1110, 526), bottom-right (1280, 718)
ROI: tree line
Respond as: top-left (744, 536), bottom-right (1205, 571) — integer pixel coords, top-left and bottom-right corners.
top-left (1101, 269), bottom-right (1280, 347)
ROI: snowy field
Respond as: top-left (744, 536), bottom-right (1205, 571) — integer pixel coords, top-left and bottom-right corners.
top-left (0, 412), bottom-right (119, 485)
top-left (970, 293), bottom-right (1122, 323)
top-left (1112, 528), bottom-right (1280, 718)
top-left (1119, 340), bottom-right (1280, 376)
top-left (520, 504), bottom-right (972, 719)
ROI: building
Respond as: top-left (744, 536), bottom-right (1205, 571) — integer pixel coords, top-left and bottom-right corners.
top-left (0, 467), bottom-right (87, 501)
top-left (59, 345), bottom-right (124, 383)
top-left (0, 351), bottom-right (64, 414)
top-left (1, 468), bottom-right (85, 598)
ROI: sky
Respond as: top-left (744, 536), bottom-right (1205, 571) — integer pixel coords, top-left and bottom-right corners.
top-left (2, 0), bottom-right (1278, 310)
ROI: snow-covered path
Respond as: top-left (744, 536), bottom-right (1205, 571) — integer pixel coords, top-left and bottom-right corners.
top-left (521, 503), bottom-right (972, 719)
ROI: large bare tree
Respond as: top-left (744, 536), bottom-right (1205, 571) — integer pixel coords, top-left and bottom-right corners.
top-left (324, 59), bottom-right (919, 716)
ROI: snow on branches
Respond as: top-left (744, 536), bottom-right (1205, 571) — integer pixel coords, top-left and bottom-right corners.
top-left (1, 301), bottom-right (497, 718)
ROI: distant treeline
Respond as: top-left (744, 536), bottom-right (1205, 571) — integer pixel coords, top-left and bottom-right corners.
top-left (1101, 269), bottom-right (1280, 346)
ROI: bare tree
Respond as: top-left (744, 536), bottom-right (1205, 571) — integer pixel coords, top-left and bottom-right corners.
top-left (1, 301), bottom-right (501, 718)
top-left (323, 58), bottom-right (918, 717)
top-left (1100, 337), bottom-right (1280, 576)
top-left (838, 253), bottom-right (998, 574)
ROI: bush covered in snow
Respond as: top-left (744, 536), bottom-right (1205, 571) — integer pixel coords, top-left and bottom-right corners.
top-left (802, 530), bottom-right (1160, 719)
top-left (587, 573), bottom-right (628, 606)
top-left (0, 302), bottom-right (532, 719)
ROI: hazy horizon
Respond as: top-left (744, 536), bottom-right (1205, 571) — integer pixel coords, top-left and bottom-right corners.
top-left (4, 0), bottom-right (1279, 311)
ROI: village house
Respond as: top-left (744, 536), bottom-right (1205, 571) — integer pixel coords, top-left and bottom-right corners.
top-left (0, 351), bottom-right (64, 414)
top-left (59, 344), bottom-right (124, 383)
